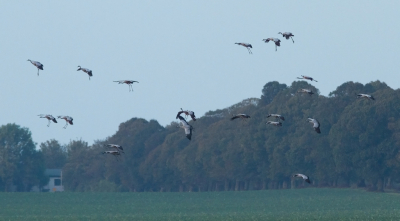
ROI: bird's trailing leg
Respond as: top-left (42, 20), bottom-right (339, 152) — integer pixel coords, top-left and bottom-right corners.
top-left (37, 69), bottom-right (39, 76)
top-left (247, 48), bottom-right (252, 54)
top-left (275, 45), bottom-right (277, 52)
top-left (291, 37), bottom-right (294, 43)
top-left (47, 120), bottom-right (51, 127)
top-left (63, 123), bottom-right (68, 129)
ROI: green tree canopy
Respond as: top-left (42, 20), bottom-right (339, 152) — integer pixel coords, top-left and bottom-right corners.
top-left (0, 123), bottom-right (47, 191)
top-left (40, 139), bottom-right (67, 169)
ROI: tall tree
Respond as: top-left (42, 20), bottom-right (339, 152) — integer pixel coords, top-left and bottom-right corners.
top-left (260, 81), bottom-right (287, 106)
top-left (62, 139), bottom-right (92, 191)
top-left (40, 139), bottom-right (67, 169)
top-left (0, 123), bottom-right (47, 191)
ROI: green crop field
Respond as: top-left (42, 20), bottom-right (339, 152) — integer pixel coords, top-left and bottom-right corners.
top-left (0, 188), bottom-right (400, 220)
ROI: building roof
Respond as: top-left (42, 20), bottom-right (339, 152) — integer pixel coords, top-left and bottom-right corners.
top-left (45, 169), bottom-right (62, 177)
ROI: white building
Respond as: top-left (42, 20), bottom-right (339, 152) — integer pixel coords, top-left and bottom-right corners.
top-left (43, 169), bottom-right (64, 192)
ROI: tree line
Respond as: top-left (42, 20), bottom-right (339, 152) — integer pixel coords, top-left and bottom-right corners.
top-left (1, 80), bottom-right (400, 192)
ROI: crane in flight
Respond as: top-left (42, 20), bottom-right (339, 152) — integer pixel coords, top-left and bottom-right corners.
top-left (292, 173), bottom-right (311, 184)
top-left (177, 115), bottom-right (193, 140)
top-left (266, 121), bottom-right (282, 126)
top-left (262, 38), bottom-right (281, 51)
top-left (230, 114), bottom-right (251, 121)
top-left (307, 118), bottom-right (321, 134)
top-left (267, 114), bottom-right (285, 121)
top-left (297, 89), bottom-right (315, 96)
top-left (297, 75), bottom-right (317, 82)
top-left (102, 150), bottom-right (121, 160)
top-left (106, 144), bottom-right (124, 153)
top-left (27, 59), bottom-right (43, 76)
top-left (357, 94), bottom-right (375, 100)
top-left (38, 114), bottom-right (57, 127)
top-left (278, 32), bottom-right (295, 43)
top-left (114, 80), bottom-right (139, 92)
top-left (58, 116), bottom-right (73, 129)
top-left (77, 66), bottom-right (93, 80)
top-left (235, 42), bottom-right (252, 54)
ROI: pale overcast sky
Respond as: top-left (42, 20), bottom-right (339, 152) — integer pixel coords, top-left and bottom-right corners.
top-left (0, 1), bottom-right (399, 145)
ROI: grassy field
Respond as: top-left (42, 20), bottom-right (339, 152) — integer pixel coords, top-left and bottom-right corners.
top-left (0, 188), bottom-right (399, 220)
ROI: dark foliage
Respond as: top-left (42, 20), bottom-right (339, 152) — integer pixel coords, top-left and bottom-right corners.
top-left (0, 124), bottom-right (48, 191)
top-left (5, 80), bottom-right (400, 192)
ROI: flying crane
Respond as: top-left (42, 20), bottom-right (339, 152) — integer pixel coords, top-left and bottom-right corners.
top-left (307, 118), bottom-right (321, 134)
top-left (230, 114), bottom-right (251, 120)
top-left (267, 114), bottom-right (285, 121)
top-left (297, 75), bottom-right (317, 82)
top-left (114, 80), bottom-right (139, 92)
top-left (292, 173), bottom-right (311, 184)
top-left (58, 116), bottom-right (73, 129)
top-left (106, 144), bottom-right (124, 153)
top-left (262, 38), bottom-right (281, 51)
top-left (38, 114), bottom-right (57, 127)
top-left (278, 32), bottom-right (295, 43)
top-left (235, 42), bottom-right (253, 54)
top-left (266, 121), bottom-right (282, 126)
top-left (27, 59), bottom-right (43, 76)
top-left (177, 115), bottom-right (193, 140)
top-left (357, 94), bottom-right (374, 100)
top-left (77, 66), bottom-right (93, 80)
